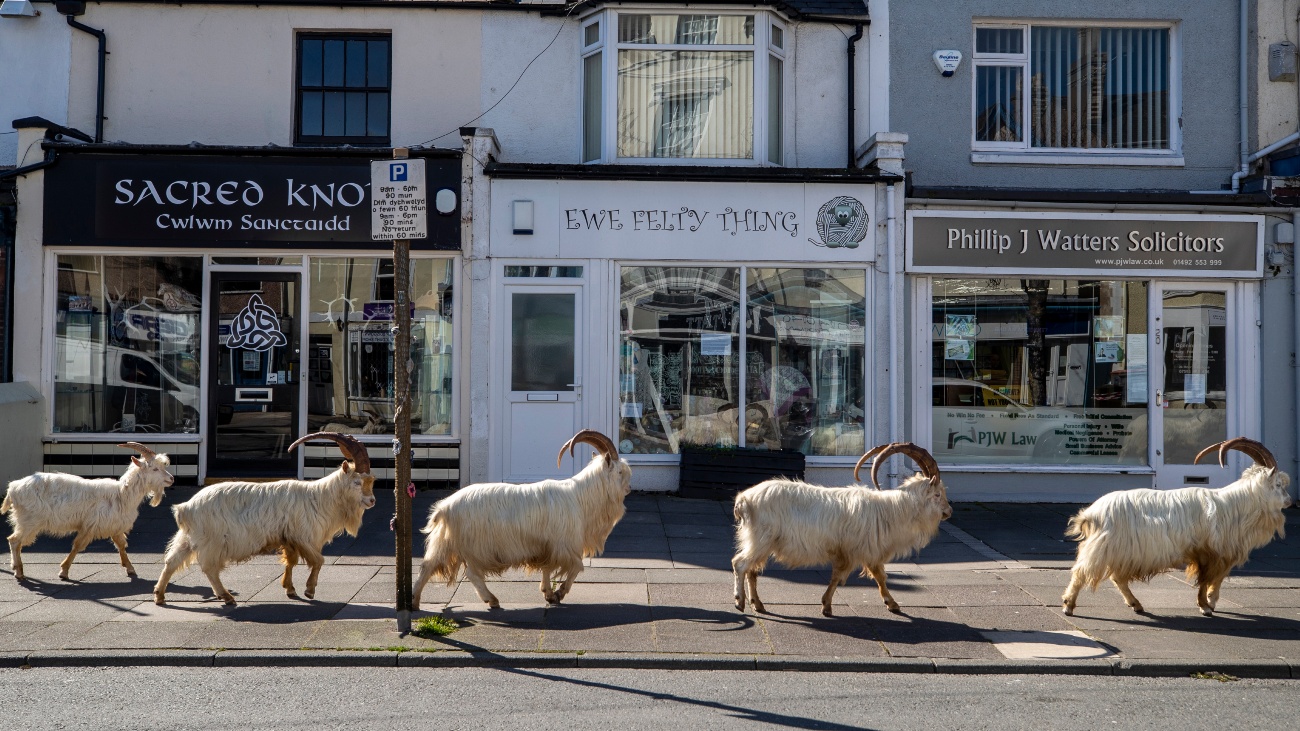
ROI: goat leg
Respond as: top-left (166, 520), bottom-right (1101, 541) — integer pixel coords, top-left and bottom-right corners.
top-left (200, 563), bottom-right (237, 605)
top-left (821, 561), bottom-right (854, 617)
top-left (553, 558), bottom-right (582, 602)
top-left (1112, 577), bottom-right (1145, 614)
top-left (865, 563), bottom-right (901, 614)
top-left (8, 532), bottom-right (27, 581)
top-left (540, 568), bottom-right (558, 604)
top-left (58, 533), bottom-right (93, 581)
top-left (300, 547), bottom-right (325, 600)
top-left (1061, 570), bottom-right (1086, 616)
top-left (281, 547), bottom-right (300, 598)
top-left (111, 533), bottom-right (137, 578)
top-left (154, 535), bottom-right (193, 605)
top-left (463, 566), bottom-right (500, 609)
top-left (745, 570), bottom-right (765, 614)
top-left (412, 560), bottom-right (437, 611)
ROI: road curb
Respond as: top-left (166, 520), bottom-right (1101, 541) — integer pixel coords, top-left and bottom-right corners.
top-left (577, 653), bottom-right (756, 670)
top-left (933, 658), bottom-right (1113, 675)
top-left (25, 650), bottom-right (216, 667)
top-left (1110, 658), bottom-right (1295, 679)
top-left (398, 651), bottom-right (577, 668)
top-left (213, 650), bottom-right (399, 667)
top-left (755, 656), bottom-right (934, 673)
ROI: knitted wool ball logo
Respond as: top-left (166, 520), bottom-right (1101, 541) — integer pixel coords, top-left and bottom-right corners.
top-left (808, 196), bottom-right (869, 249)
top-left (227, 294), bottom-right (287, 352)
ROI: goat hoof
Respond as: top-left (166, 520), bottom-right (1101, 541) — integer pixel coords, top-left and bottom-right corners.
top-left (734, 598), bottom-right (744, 611)
top-left (752, 602), bottom-right (767, 614)
top-left (822, 607), bottom-right (834, 617)
top-left (1130, 604), bottom-right (1145, 614)
top-left (58, 573), bottom-right (71, 582)
top-left (1062, 605), bottom-right (1074, 617)
top-left (126, 571), bottom-right (137, 579)
top-left (304, 590), bottom-right (315, 600)
top-left (285, 590), bottom-right (298, 599)
top-left (887, 605), bottom-right (902, 615)
top-left (154, 594), bottom-right (166, 606)
top-left (1199, 607), bottom-right (1214, 617)
top-left (487, 601), bottom-right (501, 610)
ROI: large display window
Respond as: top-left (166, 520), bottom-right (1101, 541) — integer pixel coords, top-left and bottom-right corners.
top-left (930, 278), bottom-right (1149, 465)
top-left (306, 257), bottom-right (454, 436)
top-left (618, 265), bottom-right (866, 457)
top-left (54, 255), bottom-right (203, 434)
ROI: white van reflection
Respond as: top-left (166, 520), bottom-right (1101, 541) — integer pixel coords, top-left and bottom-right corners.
top-left (55, 338), bottom-right (199, 433)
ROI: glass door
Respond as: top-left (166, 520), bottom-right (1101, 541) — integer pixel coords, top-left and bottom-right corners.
top-left (502, 285), bottom-right (582, 481)
top-left (1151, 283), bottom-right (1235, 488)
top-left (207, 272), bottom-right (301, 476)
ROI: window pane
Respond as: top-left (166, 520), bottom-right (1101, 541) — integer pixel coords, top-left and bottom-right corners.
top-left (583, 52), bottom-right (603, 162)
top-left (345, 40), bottom-right (367, 88)
top-left (511, 293), bottom-right (575, 391)
top-left (975, 65), bottom-right (1022, 142)
top-left (770, 24), bottom-right (783, 50)
top-left (618, 14), bottom-right (754, 45)
top-left (767, 55), bottom-right (782, 164)
top-left (323, 40), bottom-right (345, 86)
top-left (618, 50), bottom-right (753, 159)
top-left (367, 92), bottom-right (389, 137)
top-left (345, 92), bottom-right (367, 136)
top-left (931, 279), bottom-right (1149, 466)
top-left (301, 39), bottom-right (322, 87)
top-left (1029, 27), bottom-right (1169, 149)
top-left (300, 91), bottom-right (323, 137)
top-left (976, 27), bottom-right (1023, 54)
top-left (1161, 290), bottom-right (1227, 464)
top-left (323, 92), bottom-right (345, 136)
top-left (747, 269), bottom-right (865, 456)
top-left (619, 266), bottom-right (740, 454)
top-left (54, 256), bottom-right (203, 434)
top-left (367, 40), bottom-right (389, 87)
top-left (307, 257), bottom-right (454, 436)
top-left (584, 22), bottom-right (600, 47)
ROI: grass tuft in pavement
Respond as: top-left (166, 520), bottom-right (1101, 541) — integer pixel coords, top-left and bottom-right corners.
top-left (412, 615), bottom-right (460, 638)
top-left (1190, 671), bottom-right (1239, 682)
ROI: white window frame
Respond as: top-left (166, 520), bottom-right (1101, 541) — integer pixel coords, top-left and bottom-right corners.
top-left (580, 7), bottom-right (789, 166)
top-left (970, 20), bottom-right (1183, 164)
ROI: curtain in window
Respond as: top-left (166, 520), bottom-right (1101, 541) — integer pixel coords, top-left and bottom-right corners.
top-left (618, 50), bottom-right (754, 158)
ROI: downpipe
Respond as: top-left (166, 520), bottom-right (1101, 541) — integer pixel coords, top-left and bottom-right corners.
top-left (887, 183), bottom-right (899, 486)
top-left (65, 15), bottom-right (106, 143)
top-left (846, 24), bottom-right (864, 168)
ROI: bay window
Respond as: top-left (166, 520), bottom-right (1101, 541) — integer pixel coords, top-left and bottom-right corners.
top-left (582, 11), bottom-right (786, 164)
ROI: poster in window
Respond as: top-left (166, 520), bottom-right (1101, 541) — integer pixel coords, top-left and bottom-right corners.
top-left (700, 332), bottom-right (732, 356)
top-left (1184, 373), bottom-right (1207, 404)
top-left (1125, 334), bottom-right (1148, 403)
top-left (944, 338), bottom-right (974, 361)
top-left (1094, 341), bottom-right (1121, 363)
top-left (945, 314), bottom-right (976, 339)
top-left (241, 351), bottom-right (260, 371)
top-left (1093, 316), bottom-right (1125, 339)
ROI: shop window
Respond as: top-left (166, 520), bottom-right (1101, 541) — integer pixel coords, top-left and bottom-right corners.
top-left (931, 279), bottom-right (1149, 465)
top-left (618, 266), bottom-right (865, 457)
top-left (973, 23), bottom-right (1173, 154)
top-left (306, 257), bottom-right (454, 436)
top-left (53, 256), bottom-right (203, 434)
top-left (296, 33), bottom-right (391, 145)
top-left (582, 12), bottom-right (785, 164)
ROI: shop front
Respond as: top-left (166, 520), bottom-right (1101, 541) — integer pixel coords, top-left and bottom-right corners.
top-left (907, 209), bottom-right (1266, 495)
top-left (479, 170), bottom-right (900, 491)
top-left (34, 147), bottom-right (462, 485)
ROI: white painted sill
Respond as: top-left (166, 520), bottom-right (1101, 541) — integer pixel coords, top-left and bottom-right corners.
top-left (971, 152), bottom-right (1185, 167)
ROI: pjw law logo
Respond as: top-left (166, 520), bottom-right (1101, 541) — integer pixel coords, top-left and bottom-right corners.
top-left (227, 294), bottom-right (287, 352)
top-left (809, 196), bottom-right (869, 249)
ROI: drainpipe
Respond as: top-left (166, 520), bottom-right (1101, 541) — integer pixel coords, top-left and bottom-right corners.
top-left (847, 24), bottom-right (864, 168)
top-left (886, 183), bottom-right (899, 485)
top-left (1294, 212), bottom-right (1300, 486)
top-left (1231, 0), bottom-right (1249, 192)
top-left (63, 13), bottom-right (106, 143)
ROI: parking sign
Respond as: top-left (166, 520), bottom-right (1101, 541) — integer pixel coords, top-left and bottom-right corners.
top-left (371, 159), bottom-right (427, 240)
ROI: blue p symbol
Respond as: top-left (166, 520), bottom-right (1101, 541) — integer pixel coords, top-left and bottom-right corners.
top-left (390, 163), bottom-right (408, 182)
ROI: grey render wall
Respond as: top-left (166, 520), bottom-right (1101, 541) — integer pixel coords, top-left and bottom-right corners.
top-left (890, 0), bottom-right (1241, 191)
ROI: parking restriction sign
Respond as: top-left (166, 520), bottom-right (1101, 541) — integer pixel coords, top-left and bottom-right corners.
top-left (371, 158), bottom-right (427, 240)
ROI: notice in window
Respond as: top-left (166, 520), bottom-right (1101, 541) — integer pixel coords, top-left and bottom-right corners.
top-left (700, 332), bottom-right (732, 356)
top-left (1095, 341), bottom-right (1120, 363)
top-left (945, 314), bottom-right (976, 338)
top-left (1093, 316), bottom-right (1124, 339)
top-left (1184, 373), bottom-right (1207, 405)
top-left (1125, 334), bottom-right (1148, 403)
top-left (944, 338), bottom-right (974, 361)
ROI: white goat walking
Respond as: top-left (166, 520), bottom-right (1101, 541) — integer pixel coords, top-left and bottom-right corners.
top-left (413, 430), bottom-right (631, 609)
top-left (1062, 437), bottom-right (1292, 617)
top-left (3, 443), bottom-right (173, 581)
top-left (732, 442), bottom-right (952, 617)
top-left (152, 432), bottom-right (376, 605)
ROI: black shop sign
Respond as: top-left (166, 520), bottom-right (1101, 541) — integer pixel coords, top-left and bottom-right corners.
top-left (43, 153), bottom-right (461, 249)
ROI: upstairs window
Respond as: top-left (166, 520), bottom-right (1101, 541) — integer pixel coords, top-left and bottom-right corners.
top-left (296, 33), bottom-right (391, 145)
top-left (582, 12), bottom-right (786, 165)
top-left (973, 23), bottom-right (1174, 154)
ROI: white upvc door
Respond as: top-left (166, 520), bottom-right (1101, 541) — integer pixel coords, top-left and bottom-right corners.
top-left (1149, 281), bottom-right (1248, 488)
top-left (500, 283), bottom-right (585, 482)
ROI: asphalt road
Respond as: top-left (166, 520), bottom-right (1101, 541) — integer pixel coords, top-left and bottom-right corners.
top-left (3, 667), bottom-right (1293, 730)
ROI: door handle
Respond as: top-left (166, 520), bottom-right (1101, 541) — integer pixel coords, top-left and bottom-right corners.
top-left (1155, 389), bottom-right (1163, 407)
top-left (567, 383), bottom-right (582, 399)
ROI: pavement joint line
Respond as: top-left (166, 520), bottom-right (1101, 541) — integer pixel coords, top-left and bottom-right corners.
top-left (0, 650), bottom-right (1293, 678)
top-left (938, 522), bottom-right (1032, 570)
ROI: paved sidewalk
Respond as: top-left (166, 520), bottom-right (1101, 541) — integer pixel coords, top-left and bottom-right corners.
top-left (2, 489), bottom-right (1299, 676)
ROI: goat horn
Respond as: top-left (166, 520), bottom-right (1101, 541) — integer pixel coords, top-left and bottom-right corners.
top-left (288, 432), bottom-right (372, 475)
top-left (117, 442), bottom-right (156, 459)
top-left (1195, 437), bottom-right (1276, 471)
top-left (870, 442), bottom-right (941, 490)
top-left (853, 443), bottom-right (896, 485)
top-left (557, 429), bottom-right (619, 468)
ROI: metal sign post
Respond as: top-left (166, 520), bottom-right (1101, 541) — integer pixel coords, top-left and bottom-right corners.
top-left (372, 151), bottom-right (427, 633)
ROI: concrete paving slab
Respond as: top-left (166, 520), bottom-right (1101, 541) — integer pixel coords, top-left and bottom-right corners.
top-left (670, 553), bottom-right (733, 570)
top-left (0, 600), bottom-right (40, 619)
top-left (982, 630), bottom-right (1114, 660)
top-left (948, 605), bottom-right (1080, 633)
top-left (60, 620), bottom-right (209, 650)
top-left (755, 605), bottom-right (887, 656)
top-left (108, 601), bottom-right (225, 622)
top-left (541, 604), bottom-right (656, 653)
top-left (1215, 588), bottom-right (1300, 607)
top-left (4, 598), bottom-right (144, 623)
top-left (646, 568), bottom-right (735, 584)
top-left (887, 583), bottom-right (1042, 608)
top-left (649, 604), bottom-right (771, 654)
top-left (648, 582), bottom-right (736, 606)
top-left (588, 556), bottom-right (676, 569)
top-left (183, 620), bottom-right (323, 650)
top-left (1090, 628), bottom-right (1300, 660)
top-left (442, 603), bottom-right (546, 626)
top-left (0, 621), bottom-right (103, 652)
top-left (555, 583), bottom-right (647, 605)
top-left (427, 623), bottom-right (544, 653)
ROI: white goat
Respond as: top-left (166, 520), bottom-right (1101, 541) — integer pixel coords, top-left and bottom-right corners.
top-left (732, 442), bottom-right (952, 617)
top-left (413, 430), bottom-right (631, 609)
top-left (1062, 437), bottom-right (1293, 617)
top-left (152, 432), bottom-right (376, 605)
top-left (3, 443), bottom-right (173, 581)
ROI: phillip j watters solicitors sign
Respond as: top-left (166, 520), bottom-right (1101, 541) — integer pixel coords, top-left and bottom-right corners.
top-left (908, 211), bottom-right (1263, 278)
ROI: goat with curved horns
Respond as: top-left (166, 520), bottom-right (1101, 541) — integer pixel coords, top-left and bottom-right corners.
top-left (413, 430), bottom-right (631, 609)
top-left (1062, 437), bottom-right (1293, 617)
top-left (732, 442), bottom-right (952, 617)
top-left (153, 432), bottom-right (375, 605)
top-left (4, 443), bottom-right (173, 581)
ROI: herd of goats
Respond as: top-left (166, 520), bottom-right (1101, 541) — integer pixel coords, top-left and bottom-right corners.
top-left (0, 429), bottom-right (1293, 622)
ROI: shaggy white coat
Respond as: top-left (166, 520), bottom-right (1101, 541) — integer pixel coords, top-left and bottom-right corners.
top-left (413, 454), bottom-right (632, 608)
top-left (732, 474), bottom-right (952, 616)
top-left (1062, 464), bottom-right (1293, 616)
top-left (3, 455), bottom-right (174, 581)
top-left (152, 462), bottom-right (376, 605)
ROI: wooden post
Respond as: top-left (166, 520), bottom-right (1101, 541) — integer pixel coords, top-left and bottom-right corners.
top-left (392, 147), bottom-right (414, 633)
